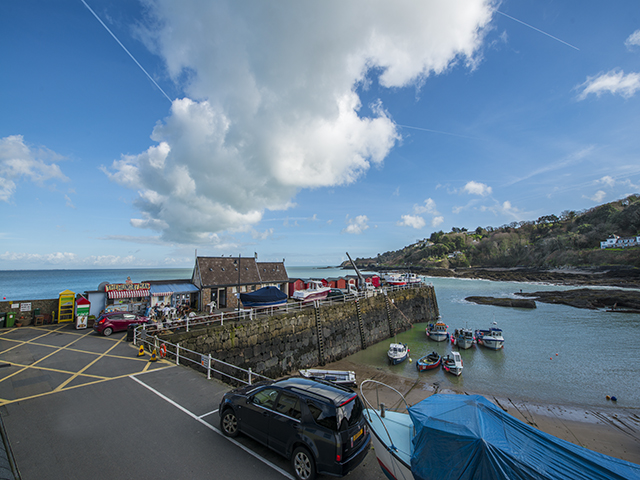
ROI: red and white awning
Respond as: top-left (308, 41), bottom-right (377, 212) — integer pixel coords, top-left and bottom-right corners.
top-left (107, 289), bottom-right (150, 299)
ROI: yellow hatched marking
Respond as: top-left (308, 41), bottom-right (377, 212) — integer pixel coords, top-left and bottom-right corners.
top-left (1, 363), bottom-right (108, 380)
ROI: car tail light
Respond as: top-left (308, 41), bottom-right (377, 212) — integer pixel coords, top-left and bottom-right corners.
top-left (336, 454), bottom-right (341, 462)
top-left (98, 318), bottom-right (105, 324)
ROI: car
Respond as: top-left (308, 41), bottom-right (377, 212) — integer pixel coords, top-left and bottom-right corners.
top-left (327, 288), bottom-right (346, 299)
top-left (218, 376), bottom-right (370, 480)
top-left (93, 312), bottom-right (148, 336)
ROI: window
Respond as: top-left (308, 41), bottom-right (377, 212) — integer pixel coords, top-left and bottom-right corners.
top-left (307, 400), bottom-right (337, 431)
top-left (252, 388), bottom-right (278, 409)
top-left (275, 392), bottom-right (301, 419)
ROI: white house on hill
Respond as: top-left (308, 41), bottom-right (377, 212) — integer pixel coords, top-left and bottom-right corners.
top-left (600, 235), bottom-right (640, 249)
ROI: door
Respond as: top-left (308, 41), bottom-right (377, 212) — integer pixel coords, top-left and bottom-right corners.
top-left (239, 387), bottom-right (278, 446)
top-left (269, 391), bottom-right (302, 455)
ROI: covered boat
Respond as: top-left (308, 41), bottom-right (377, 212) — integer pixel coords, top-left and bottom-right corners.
top-left (416, 351), bottom-right (441, 371)
top-left (360, 380), bottom-right (640, 480)
top-left (239, 286), bottom-right (287, 308)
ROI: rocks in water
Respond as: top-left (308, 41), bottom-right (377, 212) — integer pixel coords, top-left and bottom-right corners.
top-left (516, 288), bottom-right (640, 311)
top-left (465, 296), bottom-right (537, 309)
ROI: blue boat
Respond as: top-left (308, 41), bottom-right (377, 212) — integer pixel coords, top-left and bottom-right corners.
top-left (361, 380), bottom-right (640, 480)
top-left (387, 343), bottom-right (409, 365)
top-left (238, 286), bottom-right (287, 308)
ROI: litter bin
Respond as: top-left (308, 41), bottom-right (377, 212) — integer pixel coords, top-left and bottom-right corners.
top-left (6, 312), bottom-right (16, 328)
top-left (126, 323), bottom-right (136, 342)
top-left (0, 313), bottom-right (5, 329)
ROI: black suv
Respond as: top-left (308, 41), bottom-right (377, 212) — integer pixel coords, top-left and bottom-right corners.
top-left (218, 377), bottom-right (370, 480)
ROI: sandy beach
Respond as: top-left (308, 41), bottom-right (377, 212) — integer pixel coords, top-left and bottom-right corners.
top-left (323, 357), bottom-right (640, 465)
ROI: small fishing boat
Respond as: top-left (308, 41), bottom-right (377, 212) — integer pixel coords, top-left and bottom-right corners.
top-left (298, 369), bottom-right (356, 387)
top-left (292, 280), bottom-right (331, 302)
top-left (384, 273), bottom-right (407, 286)
top-left (416, 351), bottom-right (441, 371)
top-left (360, 380), bottom-right (640, 480)
top-left (425, 321), bottom-right (449, 341)
top-left (402, 273), bottom-right (422, 285)
top-left (451, 327), bottom-right (475, 349)
top-left (387, 343), bottom-right (409, 365)
top-left (475, 322), bottom-right (505, 350)
top-left (441, 352), bottom-right (463, 376)
top-left (239, 286), bottom-right (287, 308)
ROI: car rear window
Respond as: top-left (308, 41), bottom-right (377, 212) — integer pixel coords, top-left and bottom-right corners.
top-left (307, 400), bottom-right (338, 431)
top-left (337, 395), bottom-right (363, 431)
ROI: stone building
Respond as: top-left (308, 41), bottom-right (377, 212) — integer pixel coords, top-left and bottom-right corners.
top-left (191, 256), bottom-right (288, 311)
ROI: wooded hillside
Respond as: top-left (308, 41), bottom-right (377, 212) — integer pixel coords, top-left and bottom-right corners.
top-left (349, 195), bottom-right (640, 269)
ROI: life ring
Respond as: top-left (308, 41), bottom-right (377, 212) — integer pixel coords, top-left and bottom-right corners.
top-left (159, 343), bottom-right (167, 358)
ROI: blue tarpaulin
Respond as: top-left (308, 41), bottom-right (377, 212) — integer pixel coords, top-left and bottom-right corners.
top-left (239, 286), bottom-right (287, 307)
top-left (408, 394), bottom-right (640, 480)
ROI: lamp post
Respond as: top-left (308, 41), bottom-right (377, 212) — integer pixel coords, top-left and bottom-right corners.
top-left (237, 254), bottom-right (241, 315)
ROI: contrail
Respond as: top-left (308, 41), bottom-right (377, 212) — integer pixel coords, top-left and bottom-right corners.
top-left (497, 11), bottom-right (579, 51)
top-left (396, 124), bottom-right (477, 140)
top-left (80, 0), bottom-right (173, 103)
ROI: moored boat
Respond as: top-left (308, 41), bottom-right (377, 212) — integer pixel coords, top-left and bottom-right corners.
top-left (360, 380), bottom-right (640, 480)
top-left (475, 322), bottom-right (504, 350)
top-left (387, 343), bottom-right (409, 365)
top-left (239, 286), bottom-right (287, 308)
top-left (298, 369), bottom-right (356, 387)
top-left (416, 351), bottom-right (441, 371)
top-left (384, 273), bottom-right (407, 286)
top-left (451, 327), bottom-right (475, 349)
top-left (402, 273), bottom-right (422, 285)
top-left (425, 321), bottom-right (449, 341)
top-left (292, 280), bottom-right (331, 302)
top-left (441, 351), bottom-right (463, 376)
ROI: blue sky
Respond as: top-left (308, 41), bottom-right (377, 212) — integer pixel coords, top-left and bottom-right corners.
top-left (1, 1), bottom-right (639, 269)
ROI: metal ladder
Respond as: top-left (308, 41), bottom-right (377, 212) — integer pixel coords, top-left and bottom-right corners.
top-left (314, 301), bottom-right (325, 365)
top-left (355, 298), bottom-right (367, 349)
top-left (384, 293), bottom-right (395, 337)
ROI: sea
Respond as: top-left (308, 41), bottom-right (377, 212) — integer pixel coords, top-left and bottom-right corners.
top-left (1, 267), bottom-right (639, 410)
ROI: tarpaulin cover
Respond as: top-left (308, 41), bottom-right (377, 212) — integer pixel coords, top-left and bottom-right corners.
top-left (408, 394), bottom-right (640, 480)
top-left (239, 286), bottom-right (287, 306)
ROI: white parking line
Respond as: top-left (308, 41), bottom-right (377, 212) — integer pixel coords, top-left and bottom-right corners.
top-left (198, 408), bottom-right (218, 419)
top-left (130, 375), bottom-right (294, 480)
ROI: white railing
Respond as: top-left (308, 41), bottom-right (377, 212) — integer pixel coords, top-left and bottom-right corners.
top-left (133, 282), bottom-right (429, 386)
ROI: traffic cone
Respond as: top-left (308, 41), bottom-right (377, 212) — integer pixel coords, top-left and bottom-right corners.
top-left (149, 348), bottom-right (158, 362)
top-left (137, 345), bottom-right (145, 357)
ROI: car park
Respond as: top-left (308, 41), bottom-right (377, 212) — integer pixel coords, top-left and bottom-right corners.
top-left (219, 377), bottom-right (370, 480)
top-left (93, 311), bottom-right (148, 336)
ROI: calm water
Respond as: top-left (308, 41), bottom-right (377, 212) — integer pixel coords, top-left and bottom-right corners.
top-left (2, 268), bottom-right (638, 409)
top-left (349, 277), bottom-right (640, 410)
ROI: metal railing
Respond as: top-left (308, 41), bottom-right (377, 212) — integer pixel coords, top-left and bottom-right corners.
top-left (133, 282), bottom-right (429, 386)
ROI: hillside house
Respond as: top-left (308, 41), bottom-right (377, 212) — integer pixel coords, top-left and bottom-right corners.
top-left (600, 235), bottom-right (640, 249)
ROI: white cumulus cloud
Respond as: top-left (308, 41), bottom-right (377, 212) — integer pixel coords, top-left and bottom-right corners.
top-left (625, 29), bottom-right (640, 49)
top-left (432, 216), bottom-right (445, 227)
top-left (343, 215), bottom-right (370, 234)
top-left (585, 190), bottom-right (607, 202)
top-left (104, 0), bottom-right (494, 243)
top-left (576, 70), bottom-right (640, 100)
top-left (0, 135), bottom-right (68, 202)
top-left (599, 175), bottom-right (616, 187)
top-left (398, 215), bottom-right (426, 229)
top-left (463, 181), bottom-right (492, 196)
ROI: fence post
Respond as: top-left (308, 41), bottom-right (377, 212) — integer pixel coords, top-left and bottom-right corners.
top-left (221, 312), bottom-right (224, 326)
top-left (186, 317), bottom-right (190, 332)
top-left (133, 327), bottom-right (137, 346)
top-left (208, 354), bottom-right (212, 380)
top-left (176, 343), bottom-right (180, 366)
top-left (248, 367), bottom-right (252, 386)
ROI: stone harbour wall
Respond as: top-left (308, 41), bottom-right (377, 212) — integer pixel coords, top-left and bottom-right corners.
top-left (162, 286), bottom-right (439, 380)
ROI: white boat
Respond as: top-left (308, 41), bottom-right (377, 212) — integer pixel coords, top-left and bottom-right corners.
top-left (292, 280), bottom-right (331, 302)
top-left (441, 351), bottom-right (463, 376)
top-left (475, 322), bottom-right (504, 350)
top-left (298, 369), bottom-right (356, 387)
top-left (402, 273), bottom-right (422, 285)
top-left (425, 321), bottom-right (449, 341)
top-left (387, 343), bottom-right (409, 365)
top-left (383, 273), bottom-right (406, 286)
top-left (360, 379), bottom-right (640, 480)
top-left (451, 327), bottom-right (475, 349)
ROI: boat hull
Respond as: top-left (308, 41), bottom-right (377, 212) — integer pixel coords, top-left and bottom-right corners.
top-left (426, 332), bottom-right (448, 342)
top-left (388, 352), bottom-right (408, 365)
top-left (454, 337), bottom-right (475, 349)
top-left (292, 289), bottom-right (330, 302)
top-left (367, 414), bottom-right (414, 480)
top-left (478, 338), bottom-right (504, 350)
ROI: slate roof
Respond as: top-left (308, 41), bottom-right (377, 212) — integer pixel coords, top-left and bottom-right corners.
top-left (193, 257), bottom-right (261, 287)
top-left (256, 262), bottom-right (289, 283)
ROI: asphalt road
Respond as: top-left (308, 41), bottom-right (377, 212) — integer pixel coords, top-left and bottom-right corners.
top-left (0, 325), bottom-right (383, 480)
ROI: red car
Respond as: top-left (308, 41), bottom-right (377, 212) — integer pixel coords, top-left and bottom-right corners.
top-left (93, 312), bottom-right (148, 336)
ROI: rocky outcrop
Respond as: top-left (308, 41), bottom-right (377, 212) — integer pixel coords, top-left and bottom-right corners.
top-left (516, 288), bottom-right (640, 311)
top-left (465, 296), bottom-right (537, 309)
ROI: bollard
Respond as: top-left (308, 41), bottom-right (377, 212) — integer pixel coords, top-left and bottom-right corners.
top-left (248, 367), bottom-right (252, 385)
top-left (176, 343), bottom-right (180, 366)
top-left (207, 354), bottom-right (212, 380)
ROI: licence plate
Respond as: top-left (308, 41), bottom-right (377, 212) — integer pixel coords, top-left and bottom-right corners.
top-left (352, 428), bottom-right (363, 442)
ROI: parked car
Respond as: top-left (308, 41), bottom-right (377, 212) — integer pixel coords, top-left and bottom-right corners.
top-left (93, 312), bottom-right (148, 336)
top-left (219, 377), bottom-right (370, 480)
top-left (327, 288), bottom-right (346, 299)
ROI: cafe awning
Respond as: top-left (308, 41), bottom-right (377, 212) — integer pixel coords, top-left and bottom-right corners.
top-left (107, 288), bottom-right (150, 299)
top-left (149, 283), bottom-right (199, 297)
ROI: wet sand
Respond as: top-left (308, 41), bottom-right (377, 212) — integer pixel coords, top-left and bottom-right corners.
top-left (323, 357), bottom-right (640, 465)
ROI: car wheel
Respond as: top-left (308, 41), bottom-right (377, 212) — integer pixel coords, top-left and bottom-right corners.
top-left (103, 327), bottom-right (113, 336)
top-left (220, 409), bottom-right (239, 437)
top-left (291, 446), bottom-right (316, 480)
